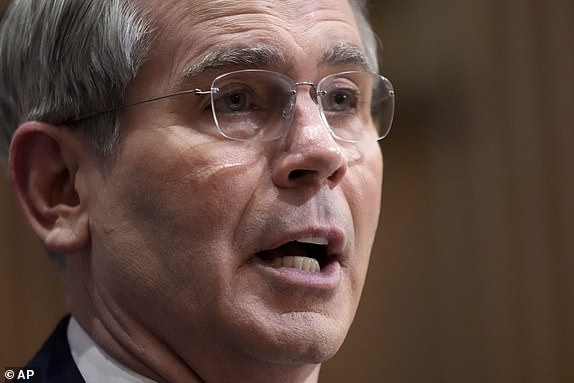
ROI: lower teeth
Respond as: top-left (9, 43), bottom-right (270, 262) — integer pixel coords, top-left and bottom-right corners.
top-left (272, 256), bottom-right (320, 273)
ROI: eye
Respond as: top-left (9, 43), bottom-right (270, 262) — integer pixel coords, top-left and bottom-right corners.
top-left (213, 87), bottom-right (254, 113)
top-left (224, 91), bottom-right (248, 112)
top-left (322, 88), bottom-right (359, 113)
top-left (333, 91), bottom-right (353, 111)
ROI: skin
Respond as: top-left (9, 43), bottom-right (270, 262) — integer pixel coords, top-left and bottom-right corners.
top-left (10, 1), bottom-right (383, 382)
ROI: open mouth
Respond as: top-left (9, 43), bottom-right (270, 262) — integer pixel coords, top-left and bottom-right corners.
top-left (255, 238), bottom-right (331, 273)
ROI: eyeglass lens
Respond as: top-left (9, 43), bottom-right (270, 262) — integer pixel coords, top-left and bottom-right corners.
top-left (210, 70), bottom-right (394, 142)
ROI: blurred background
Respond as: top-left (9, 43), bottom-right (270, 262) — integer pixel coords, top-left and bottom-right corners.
top-left (1, 0), bottom-right (573, 382)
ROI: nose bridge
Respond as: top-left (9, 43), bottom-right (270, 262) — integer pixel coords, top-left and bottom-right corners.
top-left (294, 82), bottom-right (318, 104)
top-left (282, 80), bottom-right (331, 144)
top-left (281, 81), bottom-right (323, 129)
top-left (280, 78), bottom-right (347, 160)
top-left (272, 79), bottom-right (347, 189)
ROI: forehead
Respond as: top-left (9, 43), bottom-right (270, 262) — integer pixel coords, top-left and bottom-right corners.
top-left (148, 0), bottom-right (360, 45)
top-left (134, 0), bottom-right (365, 93)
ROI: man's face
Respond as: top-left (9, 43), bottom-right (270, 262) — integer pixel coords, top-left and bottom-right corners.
top-left (83, 0), bottom-right (383, 368)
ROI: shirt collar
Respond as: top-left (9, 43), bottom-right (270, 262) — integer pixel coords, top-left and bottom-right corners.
top-left (67, 316), bottom-right (157, 383)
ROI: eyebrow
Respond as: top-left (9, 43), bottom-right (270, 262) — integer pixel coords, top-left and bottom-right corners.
top-left (180, 42), bottom-right (371, 86)
top-left (181, 45), bottom-right (290, 85)
top-left (319, 42), bottom-right (372, 72)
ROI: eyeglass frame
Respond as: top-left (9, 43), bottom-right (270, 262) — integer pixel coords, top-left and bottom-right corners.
top-left (66, 69), bottom-right (395, 143)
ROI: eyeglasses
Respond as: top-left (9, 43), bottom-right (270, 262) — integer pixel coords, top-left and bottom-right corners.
top-left (70, 69), bottom-right (395, 142)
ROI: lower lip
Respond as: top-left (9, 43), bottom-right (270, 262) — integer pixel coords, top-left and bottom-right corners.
top-left (251, 258), bottom-right (342, 290)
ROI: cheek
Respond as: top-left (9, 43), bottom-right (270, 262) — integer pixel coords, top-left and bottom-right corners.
top-left (347, 144), bottom-right (383, 224)
top-left (89, 128), bottom-right (266, 288)
top-left (132, 132), bottom-right (261, 232)
top-left (345, 146), bottom-right (383, 280)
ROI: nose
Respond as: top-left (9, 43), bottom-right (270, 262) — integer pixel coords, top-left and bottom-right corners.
top-left (271, 90), bottom-right (347, 189)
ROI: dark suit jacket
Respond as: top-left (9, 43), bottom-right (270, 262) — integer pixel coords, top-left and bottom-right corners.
top-left (25, 316), bottom-right (86, 383)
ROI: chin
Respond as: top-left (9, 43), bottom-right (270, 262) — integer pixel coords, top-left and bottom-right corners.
top-left (240, 311), bottom-right (350, 365)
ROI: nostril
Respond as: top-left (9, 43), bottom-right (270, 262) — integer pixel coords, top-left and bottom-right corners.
top-left (288, 169), bottom-right (316, 180)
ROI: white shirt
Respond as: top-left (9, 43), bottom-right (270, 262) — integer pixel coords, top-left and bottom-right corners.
top-left (67, 317), bottom-right (157, 383)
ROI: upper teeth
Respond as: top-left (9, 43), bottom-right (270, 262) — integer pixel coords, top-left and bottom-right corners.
top-left (295, 237), bottom-right (328, 246)
top-left (272, 256), bottom-right (321, 273)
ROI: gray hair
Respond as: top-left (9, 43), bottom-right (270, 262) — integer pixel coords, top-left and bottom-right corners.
top-left (349, 0), bottom-right (380, 73)
top-left (0, 0), bottom-right (378, 165)
top-left (0, 0), bottom-right (152, 165)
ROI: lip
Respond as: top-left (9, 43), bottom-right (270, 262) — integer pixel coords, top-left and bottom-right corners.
top-left (249, 226), bottom-right (347, 290)
top-left (252, 259), bottom-right (342, 290)
top-left (255, 226), bottom-right (347, 258)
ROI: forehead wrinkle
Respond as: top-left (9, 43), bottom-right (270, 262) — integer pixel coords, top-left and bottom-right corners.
top-left (319, 42), bottom-right (373, 72)
top-left (180, 45), bottom-right (292, 85)
top-left (179, 42), bottom-right (372, 88)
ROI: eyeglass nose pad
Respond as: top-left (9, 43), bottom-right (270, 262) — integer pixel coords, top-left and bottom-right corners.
top-left (308, 87), bottom-right (318, 104)
top-left (281, 84), bottom-right (320, 119)
top-left (281, 90), bottom-right (297, 119)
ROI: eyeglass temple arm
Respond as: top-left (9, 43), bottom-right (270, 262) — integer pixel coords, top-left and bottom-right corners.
top-left (63, 88), bottom-right (213, 125)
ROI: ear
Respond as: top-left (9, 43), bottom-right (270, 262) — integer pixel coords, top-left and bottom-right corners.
top-left (8, 122), bottom-right (91, 254)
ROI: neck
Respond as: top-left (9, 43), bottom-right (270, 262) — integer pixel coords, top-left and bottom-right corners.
top-left (66, 257), bottom-right (321, 383)
top-left (73, 311), bottom-right (322, 383)
top-left (66, 262), bottom-right (322, 383)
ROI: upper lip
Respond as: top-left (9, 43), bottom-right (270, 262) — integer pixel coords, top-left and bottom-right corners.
top-left (254, 226), bottom-right (347, 260)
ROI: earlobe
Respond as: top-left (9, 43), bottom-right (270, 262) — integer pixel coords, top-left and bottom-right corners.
top-left (9, 122), bottom-right (91, 254)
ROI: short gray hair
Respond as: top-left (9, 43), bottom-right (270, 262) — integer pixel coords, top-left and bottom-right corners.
top-left (349, 0), bottom-right (379, 73)
top-left (0, 0), bottom-right (152, 165)
top-left (0, 0), bottom-right (378, 165)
